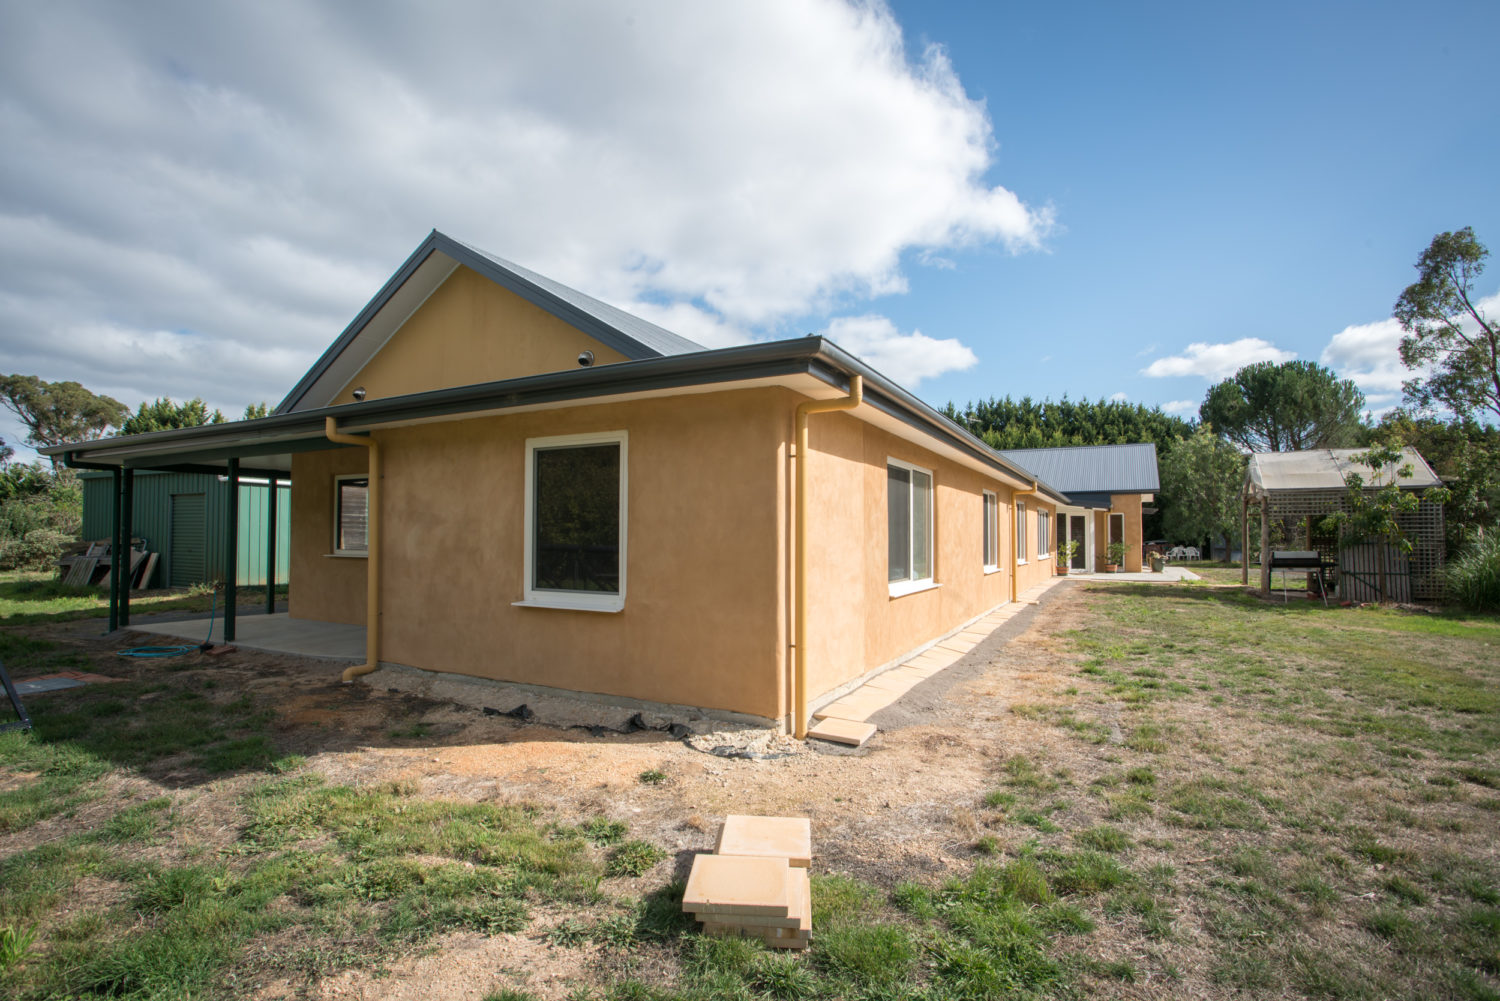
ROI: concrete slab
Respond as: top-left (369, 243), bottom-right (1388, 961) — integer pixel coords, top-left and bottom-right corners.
top-left (807, 717), bottom-right (877, 746)
top-left (682, 855), bottom-right (791, 917)
top-left (132, 613), bottom-right (364, 661)
top-left (717, 815), bottom-right (812, 868)
top-left (812, 696), bottom-right (886, 722)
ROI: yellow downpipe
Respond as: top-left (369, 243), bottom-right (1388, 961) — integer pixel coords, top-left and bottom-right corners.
top-left (1010, 482), bottom-right (1039, 604)
top-left (792, 375), bottom-right (863, 739)
top-left (325, 417), bottom-right (381, 683)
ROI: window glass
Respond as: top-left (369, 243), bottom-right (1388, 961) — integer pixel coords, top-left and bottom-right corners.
top-left (533, 443), bottom-right (620, 593)
top-left (1017, 502), bottom-right (1027, 560)
top-left (887, 465), bottom-right (910, 582)
top-left (983, 492), bottom-right (998, 566)
top-left (337, 478), bottom-right (368, 553)
top-left (1039, 511), bottom-right (1050, 558)
top-left (911, 470), bottom-right (932, 579)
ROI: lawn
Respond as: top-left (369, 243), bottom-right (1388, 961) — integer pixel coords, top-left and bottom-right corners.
top-left (0, 571), bottom-right (288, 627)
top-left (0, 576), bottom-right (1496, 999)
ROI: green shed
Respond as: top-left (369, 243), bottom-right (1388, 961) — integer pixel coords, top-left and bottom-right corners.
top-left (80, 471), bottom-right (291, 588)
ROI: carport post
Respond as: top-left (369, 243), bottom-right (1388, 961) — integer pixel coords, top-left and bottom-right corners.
top-left (265, 475), bottom-right (277, 616)
top-left (119, 469), bottom-right (134, 627)
top-left (225, 458), bottom-right (239, 643)
top-left (108, 467), bottom-right (122, 632)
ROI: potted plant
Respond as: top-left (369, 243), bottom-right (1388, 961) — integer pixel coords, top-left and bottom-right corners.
top-left (1105, 541), bottom-right (1128, 572)
top-left (1055, 539), bottom-right (1079, 575)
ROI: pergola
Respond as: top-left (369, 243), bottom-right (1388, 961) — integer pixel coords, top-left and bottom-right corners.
top-left (1240, 448), bottom-right (1446, 601)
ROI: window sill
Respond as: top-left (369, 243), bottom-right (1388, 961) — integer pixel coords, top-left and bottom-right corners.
top-left (324, 552), bottom-right (368, 559)
top-left (513, 597), bottom-right (625, 614)
top-left (888, 579), bottom-right (940, 599)
top-left (983, 566), bottom-right (1004, 576)
top-left (1016, 560), bottom-right (1027, 566)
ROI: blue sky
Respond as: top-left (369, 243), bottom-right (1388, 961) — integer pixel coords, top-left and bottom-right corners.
top-left (874, 1), bottom-right (1500, 416)
top-left (1, 1), bottom-right (1496, 462)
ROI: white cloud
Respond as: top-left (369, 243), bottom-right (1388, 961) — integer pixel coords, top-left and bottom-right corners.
top-left (1320, 316), bottom-right (1408, 396)
top-left (820, 315), bottom-right (978, 384)
top-left (1109, 391), bottom-right (1128, 402)
top-left (1141, 339), bottom-right (1297, 380)
top-left (1161, 399), bottom-right (1198, 415)
top-left (0, 0), bottom-right (1050, 432)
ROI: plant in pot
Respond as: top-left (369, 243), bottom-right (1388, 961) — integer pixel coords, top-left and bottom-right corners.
top-left (1105, 541), bottom-right (1128, 572)
top-left (1055, 539), bottom-right (1079, 575)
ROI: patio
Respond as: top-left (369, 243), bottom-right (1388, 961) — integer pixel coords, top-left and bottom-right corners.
top-left (131, 612), bottom-right (365, 661)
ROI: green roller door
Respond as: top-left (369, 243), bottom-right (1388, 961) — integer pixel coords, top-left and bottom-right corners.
top-left (169, 493), bottom-right (207, 587)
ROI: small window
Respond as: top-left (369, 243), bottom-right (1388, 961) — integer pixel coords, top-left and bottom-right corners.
top-left (522, 431), bottom-right (627, 611)
top-left (982, 491), bottom-right (999, 569)
top-left (334, 475), bottom-right (368, 555)
top-left (1016, 501), bottom-right (1027, 562)
top-left (888, 459), bottom-right (934, 592)
top-left (1038, 510), bottom-right (1051, 559)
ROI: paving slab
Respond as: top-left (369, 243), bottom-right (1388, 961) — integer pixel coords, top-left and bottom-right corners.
top-left (807, 717), bottom-right (877, 746)
top-left (717, 815), bottom-right (812, 868)
top-left (682, 855), bottom-right (791, 917)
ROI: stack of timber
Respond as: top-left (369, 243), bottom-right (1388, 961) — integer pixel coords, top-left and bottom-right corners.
top-left (56, 539), bottom-right (156, 590)
top-left (681, 815), bottom-right (812, 949)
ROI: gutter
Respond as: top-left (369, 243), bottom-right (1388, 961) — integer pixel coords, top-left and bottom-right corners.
top-left (324, 417), bottom-right (381, 683)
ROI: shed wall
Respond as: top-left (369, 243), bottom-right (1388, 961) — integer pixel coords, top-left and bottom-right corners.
top-left (82, 473), bottom-right (290, 588)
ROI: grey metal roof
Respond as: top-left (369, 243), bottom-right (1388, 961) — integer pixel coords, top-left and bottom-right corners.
top-left (999, 443), bottom-right (1160, 495)
top-left (450, 237), bottom-right (703, 358)
top-left (276, 230), bottom-right (704, 414)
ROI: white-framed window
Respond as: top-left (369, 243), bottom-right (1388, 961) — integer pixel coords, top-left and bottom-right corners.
top-left (887, 459), bottom-right (934, 595)
top-left (333, 474), bottom-right (369, 556)
top-left (1016, 501), bottom-right (1027, 563)
top-left (982, 491), bottom-right (999, 571)
top-left (519, 430), bottom-right (628, 612)
top-left (1038, 510), bottom-right (1051, 559)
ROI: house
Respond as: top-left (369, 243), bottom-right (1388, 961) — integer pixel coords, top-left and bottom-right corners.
top-left (78, 470), bottom-right (290, 588)
top-left (998, 443), bottom-right (1160, 573)
top-left (45, 230), bottom-right (1075, 734)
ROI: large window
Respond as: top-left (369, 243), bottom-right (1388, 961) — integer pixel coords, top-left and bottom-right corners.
top-left (1038, 510), bottom-right (1051, 560)
top-left (521, 431), bottom-right (627, 611)
top-left (982, 491), bottom-right (999, 570)
top-left (1016, 501), bottom-right (1027, 562)
top-left (334, 475), bottom-right (368, 555)
top-left (888, 459), bottom-right (933, 594)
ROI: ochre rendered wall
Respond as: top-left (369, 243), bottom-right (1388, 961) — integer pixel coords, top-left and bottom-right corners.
top-left (289, 447), bottom-right (370, 625)
top-left (1091, 494), bottom-right (1146, 572)
top-left (293, 388), bottom-right (787, 720)
top-left (1112, 493), bottom-right (1145, 572)
top-left (799, 413), bottom-right (1051, 702)
top-left (330, 266), bottom-right (630, 405)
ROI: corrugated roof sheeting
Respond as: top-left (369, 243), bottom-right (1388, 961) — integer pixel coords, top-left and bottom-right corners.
top-left (1245, 448), bottom-right (1442, 498)
top-left (999, 443), bottom-right (1160, 494)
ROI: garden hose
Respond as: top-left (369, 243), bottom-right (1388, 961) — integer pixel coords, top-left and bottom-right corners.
top-left (117, 591), bottom-right (218, 659)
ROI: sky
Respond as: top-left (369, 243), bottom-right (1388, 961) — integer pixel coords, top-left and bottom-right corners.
top-left (1, 0), bottom-right (1496, 463)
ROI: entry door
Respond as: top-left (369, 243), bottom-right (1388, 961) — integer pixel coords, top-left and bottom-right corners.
top-left (1069, 515), bottom-right (1087, 569)
top-left (169, 493), bottom-right (207, 587)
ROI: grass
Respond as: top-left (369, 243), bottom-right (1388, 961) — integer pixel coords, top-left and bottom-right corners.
top-left (2, 570), bottom-right (1497, 999)
top-left (0, 570), bottom-right (288, 627)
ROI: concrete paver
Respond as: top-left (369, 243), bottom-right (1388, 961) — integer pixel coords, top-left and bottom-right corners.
top-left (717, 815), bottom-right (813, 868)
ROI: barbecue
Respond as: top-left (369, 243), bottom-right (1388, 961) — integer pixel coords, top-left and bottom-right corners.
top-left (1268, 550), bottom-right (1333, 606)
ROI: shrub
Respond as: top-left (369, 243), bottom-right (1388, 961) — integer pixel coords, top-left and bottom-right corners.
top-left (0, 528), bottom-right (74, 571)
top-left (1445, 533), bottom-right (1500, 612)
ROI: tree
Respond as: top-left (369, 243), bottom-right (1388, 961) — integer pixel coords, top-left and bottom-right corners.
top-left (1200, 360), bottom-right (1364, 452)
top-left (242, 401), bottom-right (271, 420)
top-left (1159, 424), bottom-right (1247, 558)
top-left (119, 397), bottom-right (226, 436)
top-left (944, 396), bottom-right (1194, 452)
top-left (1320, 441), bottom-right (1451, 602)
top-left (1395, 227), bottom-right (1499, 423)
top-left (1365, 409), bottom-right (1499, 551)
top-left (0, 375), bottom-right (128, 467)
